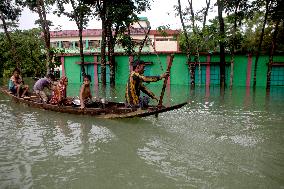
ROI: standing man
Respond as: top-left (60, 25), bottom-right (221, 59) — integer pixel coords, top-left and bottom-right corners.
top-left (125, 59), bottom-right (169, 108)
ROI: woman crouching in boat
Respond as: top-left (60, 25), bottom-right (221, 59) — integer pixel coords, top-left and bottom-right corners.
top-left (9, 68), bottom-right (29, 98)
top-left (79, 74), bottom-right (92, 109)
top-left (49, 76), bottom-right (72, 105)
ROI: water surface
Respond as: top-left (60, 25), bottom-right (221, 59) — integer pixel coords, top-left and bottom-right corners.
top-left (0, 83), bottom-right (283, 189)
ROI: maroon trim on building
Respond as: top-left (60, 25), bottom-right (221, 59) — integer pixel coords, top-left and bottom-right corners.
top-left (93, 56), bottom-right (99, 86)
top-left (61, 57), bottom-right (65, 76)
top-left (206, 55), bottom-right (211, 87)
top-left (166, 85), bottom-right (171, 107)
top-left (50, 29), bottom-right (102, 38)
top-left (75, 61), bottom-right (110, 65)
top-left (50, 29), bottom-right (180, 38)
top-left (186, 61), bottom-right (230, 65)
top-left (246, 53), bottom-right (252, 87)
top-left (166, 55), bottom-right (171, 87)
top-left (149, 30), bottom-right (180, 36)
top-left (58, 51), bottom-right (187, 57)
top-left (271, 62), bottom-right (284, 66)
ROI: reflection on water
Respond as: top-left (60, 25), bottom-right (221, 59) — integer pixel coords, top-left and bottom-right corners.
top-left (0, 83), bottom-right (284, 188)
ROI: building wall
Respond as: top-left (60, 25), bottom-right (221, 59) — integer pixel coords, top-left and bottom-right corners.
top-left (115, 55), bottom-right (130, 85)
top-left (170, 54), bottom-right (189, 85)
top-left (50, 34), bottom-right (178, 53)
top-left (64, 56), bottom-right (82, 84)
top-left (61, 53), bottom-right (284, 87)
top-left (155, 41), bottom-right (178, 52)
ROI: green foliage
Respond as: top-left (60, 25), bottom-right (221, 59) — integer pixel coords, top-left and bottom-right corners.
top-left (157, 25), bottom-right (170, 37)
top-left (50, 47), bottom-right (64, 68)
top-left (0, 0), bottom-right (23, 21)
top-left (178, 17), bottom-right (222, 53)
top-left (177, 1), bottom-right (284, 54)
top-left (117, 34), bottom-right (135, 55)
top-left (55, 0), bottom-right (92, 29)
top-left (0, 29), bottom-right (48, 78)
top-left (82, 0), bottom-right (151, 57)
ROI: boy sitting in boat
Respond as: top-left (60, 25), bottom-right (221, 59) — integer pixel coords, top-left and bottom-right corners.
top-left (125, 59), bottom-right (169, 108)
top-left (33, 74), bottom-right (55, 103)
top-left (8, 68), bottom-right (29, 98)
top-left (49, 76), bottom-right (72, 105)
top-left (79, 74), bottom-right (92, 109)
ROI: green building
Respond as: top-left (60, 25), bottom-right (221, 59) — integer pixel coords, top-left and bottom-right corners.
top-left (59, 53), bottom-right (284, 87)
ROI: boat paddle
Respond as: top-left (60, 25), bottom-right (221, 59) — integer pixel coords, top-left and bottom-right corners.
top-left (155, 54), bottom-right (174, 117)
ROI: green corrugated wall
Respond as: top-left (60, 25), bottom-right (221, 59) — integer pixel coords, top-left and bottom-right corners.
top-left (114, 55), bottom-right (129, 85)
top-left (64, 56), bottom-right (82, 83)
top-left (61, 54), bottom-right (284, 87)
top-left (171, 54), bottom-right (189, 85)
top-left (233, 55), bottom-right (249, 86)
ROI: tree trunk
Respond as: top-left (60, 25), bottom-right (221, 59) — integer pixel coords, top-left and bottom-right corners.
top-left (203, 0), bottom-right (211, 29)
top-left (137, 27), bottom-right (151, 60)
top-left (188, 0), bottom-right (195, 33)
top-left (79, 27), bottom-right (85, 76)
top-left (217, 0), bottom-right (226, 88)
top-left (230, 2), bottom-right (240, 89)
top-left (0, 12), bottom-right (19, 68)
top-left (253, 0), bottom-right (270, 88)
top-left (189, 0), bottom-right (201, 86)
top-left (107, 23), bottom-right (115, 87)
top-left (100, 1), bottom-right (107, 87)
top-left (229, 55), bottom-right (234, 89)
top-left (37, 0), bottom-right (51, 75)
top-left (266, 20), bottom-right (280, 90)
top-left (177, 0), bottom-right (193, 87)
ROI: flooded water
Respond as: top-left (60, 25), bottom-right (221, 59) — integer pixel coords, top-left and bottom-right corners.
top-left (0, 82), bottom-right (283, 188)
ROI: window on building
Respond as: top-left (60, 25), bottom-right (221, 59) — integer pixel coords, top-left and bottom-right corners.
top-left (156, 38), bottom-right (169, 41)
top-left (79, 64), bottom-right (94, 82)
top-left (155, 37), bottom-right (176, 41)
top-left (51, 41), bottom-right (59, 48)
top-left (88, 40), bottom-right (100, 49)
top-left (82, 40), bottom-right (86, 48)
top-left (62, 41), bottom-right (71, 49)
top-left (146, 38), bottom-right (152, 46)
top-left (210, 64), bottom-right (230, 85)
top-left (271, 66), bottom-right (284, 86)
top-left (195, 65), bottom-right (206, 85)
top-left (72, 41), bottom-right (86, 48)
top-left (132, 39), bottom-right (143, 46)
top-left (97, 65), bottom-right (110, 83)
top-left (210, 65), bottom-right (220, 85)
top-left (74, 41), bottom-right (79, 48)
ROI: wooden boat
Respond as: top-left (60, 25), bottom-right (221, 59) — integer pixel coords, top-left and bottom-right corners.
top-left (0, 87), bottom-right (187, 118)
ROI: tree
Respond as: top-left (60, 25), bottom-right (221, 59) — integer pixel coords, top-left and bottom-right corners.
top-left (188, 0), bottom-right (212, 86)
top-left (25, 0), bottom-right (55, 75)
top-left (0, 29), bottom-right (47, 78)
top-left (0, 0), bottom-right (23, 68)
top-left (91, 0), bottom-right (151, 87)
top-left (217, 0), bottom-right (226, 88)
top-left (105, 0), bottom-right (138, 87)
top-left (224, 0), bottom-right (250, 88)
top-left (56, 0), bottom-right (93, 77)
top-left (177, 0), bottom-right (193, 87)
top-left (175, 0), bottom-right (212, 87)
top-left (266, 0), bottom-right (284, 89)
top-left (95, 0), bottom-right (107, 87)
top-left (252, 0), bottom-right (271, 88)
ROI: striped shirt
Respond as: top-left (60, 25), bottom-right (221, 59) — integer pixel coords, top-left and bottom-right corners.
top-left (125, 71), bottom-right (161, 106)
